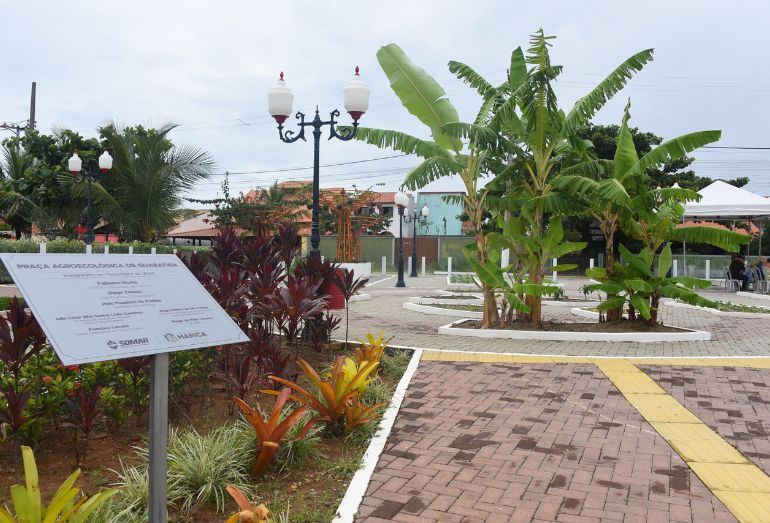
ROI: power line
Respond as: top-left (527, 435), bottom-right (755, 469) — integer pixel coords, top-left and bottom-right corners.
top-left (702, 146), bottom-right (770, 150)
top-left (207, 153), bottom-right (412, 177)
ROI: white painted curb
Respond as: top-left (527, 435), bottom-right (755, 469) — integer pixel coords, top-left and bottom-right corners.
top-left (349, 293), bottom-right (372, 303)
top-left (663, 300), bottom-right (770, 319)
top-left (403, 301), bottom-right (483, 318)
top-left (407, 296), bottom-right (483, 306)
top-left (736, 291), bottom-right (770, 302)
top-left (437, 318), bottom-right (711, 343)
top-left (333, 348), bottom-right (423, 523)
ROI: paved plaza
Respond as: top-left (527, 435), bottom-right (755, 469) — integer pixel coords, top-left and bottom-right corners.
top-left (346, 275), bottom-right (770, 522)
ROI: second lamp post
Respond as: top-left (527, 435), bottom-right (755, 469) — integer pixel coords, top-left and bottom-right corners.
top-left (394, 192), bottom-right (429, 287)
top-left (68, 150), bottom-right (113, 245)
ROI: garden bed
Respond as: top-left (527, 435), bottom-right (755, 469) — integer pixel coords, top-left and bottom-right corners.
top-left (663, 299), bottom-right (770, 319)
top-left (0, 342), bottom-right (413, 522)
top-left (438, 318), bottom-right (711, 342)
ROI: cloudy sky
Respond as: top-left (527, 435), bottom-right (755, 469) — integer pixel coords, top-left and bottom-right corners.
top-left (2, 1), bottom-right (769, 205)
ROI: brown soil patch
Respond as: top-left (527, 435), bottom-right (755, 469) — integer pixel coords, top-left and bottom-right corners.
top-left (454, 319), bottom-right (684, 333)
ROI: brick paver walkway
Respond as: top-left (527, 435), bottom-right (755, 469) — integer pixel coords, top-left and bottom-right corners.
top-left (640, 366), bottom-right (770, 477)
top-left (356, 361), bottom-right (736, 522)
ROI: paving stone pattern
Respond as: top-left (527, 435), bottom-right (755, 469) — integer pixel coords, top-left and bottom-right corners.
top-left (355, 362), bottom-right (735, 522)
top-left (640, 365), bottom-right (770, 476)
top-left (347, 276), bottom-right (770, 358)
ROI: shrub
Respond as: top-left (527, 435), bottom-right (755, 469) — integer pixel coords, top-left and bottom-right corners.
top-left (234, 388), bottom-right (314, 477)
top-left (0, 445), bottom-right (117, 522)
top-left (273, 412), bottom-right (325, 472)
top-left (380, 349), bottom-right (412, 380)
top-left (165, 422), bottom-right (256, 512)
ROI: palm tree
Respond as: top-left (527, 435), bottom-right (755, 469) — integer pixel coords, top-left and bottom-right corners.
top-left (0, 146), bottom-right (52, 239)
top-left (69, 124), bottom-right (214, 242)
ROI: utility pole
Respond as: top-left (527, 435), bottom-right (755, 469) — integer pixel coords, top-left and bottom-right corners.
top-left (28, 81), bottom-right (36, 133)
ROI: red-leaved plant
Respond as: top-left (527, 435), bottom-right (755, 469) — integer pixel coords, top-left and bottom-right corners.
top-left (64, 385), bottom-right (103, 466)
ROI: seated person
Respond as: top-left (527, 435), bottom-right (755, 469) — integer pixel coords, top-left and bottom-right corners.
top-left (729, 254), bottom-right (749, 291)
top-left (756, 256), bottom-right (767, 282)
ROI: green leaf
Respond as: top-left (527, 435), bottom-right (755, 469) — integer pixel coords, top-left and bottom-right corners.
top-left (551, 264), bottom-right (577, 272)
top-left (669, 276), bottom-right (712, 289)
top-left (658, 243), bottom-right (673, 277)
top-left (624, 278), bottom-right (653, 293)
top-left (613, 99), bottom-right (638, 178)
top-left (564, 48), bottom-right (654, 133)
top-left (669, 225), bottom-right (751, 251)
top-left (377, 44), bottom-right (462, 151)
top-left (402, 156), bottom-right (465, 190)
top-left (618, 244), bottom-right (652, 278)
top-left (630, 294), bottom-right (651, 319)
top-left (629, 130), bottom-right (722, 178)
top-left (504, 291), bottom-right (530, 313)
top-left (597, 296), bottom-right (627, 310)
top-left (352, 127), bottom-right (449, 159)
top-left (509, 47), bottom-right (528, 94)
top-left (448, 61), bottom-right (495, 99)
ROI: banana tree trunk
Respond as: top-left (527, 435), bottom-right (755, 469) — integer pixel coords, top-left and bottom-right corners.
top-left (602, 220), bottom-right (622, 322)
top-left (476, 230), bottom-right (500, 328)
top-left (647, 294), bottom-right (660, 327)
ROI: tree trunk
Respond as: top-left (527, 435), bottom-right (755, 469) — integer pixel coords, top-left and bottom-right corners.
top-left (648, 294), bottom-right (660, 327)
top-left (477, 231), bottom-right (500, 328)
top-left (527, 210), bottom-right (545, 326)
top-left (603, 221), bottom-right (623, 322)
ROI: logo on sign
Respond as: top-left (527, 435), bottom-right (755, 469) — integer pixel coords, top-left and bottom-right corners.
top-left (164, 331), bottom-right (207, 342)
top-left (108, 338), bottom-right (149, 349)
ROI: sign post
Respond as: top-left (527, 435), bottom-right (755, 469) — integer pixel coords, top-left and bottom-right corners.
top-left (1, 253), bottom-right (249, 522)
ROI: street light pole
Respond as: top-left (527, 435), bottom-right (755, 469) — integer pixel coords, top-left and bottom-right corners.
top-left (268, 69), bottom-right (370, 262)
top-left (396, 203), bottom-right (406, 287)
top-left (68, 150), bottom-right (113, 245)
top-left (398, 199), bottom-right (429, 279)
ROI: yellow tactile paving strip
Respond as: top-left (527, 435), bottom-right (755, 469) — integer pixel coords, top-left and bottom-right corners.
top-left (420, 350), bottom-right (770, 522)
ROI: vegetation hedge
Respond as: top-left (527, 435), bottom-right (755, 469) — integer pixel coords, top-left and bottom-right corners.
top-left (0, 239), bottom-right (209, 283)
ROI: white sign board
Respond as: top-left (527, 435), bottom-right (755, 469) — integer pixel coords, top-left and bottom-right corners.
top-left (1, 253), bottom-right (250, 364)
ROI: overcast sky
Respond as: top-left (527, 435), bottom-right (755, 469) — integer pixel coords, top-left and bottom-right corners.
top-left (1, 1), bottom-right (769, 205)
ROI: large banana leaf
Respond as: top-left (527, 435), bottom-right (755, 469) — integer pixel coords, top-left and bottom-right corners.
top-left (448, 61), bottom-right (495, 99)
top-left (402, 156), bottom-right (465, 190)
top-left (377, 44), bottom-right (462, 151)
top-left (628, 130), bottom-right (721, 177)
top-left (509, 47), bottom-right (527, 94)
top-left (614, 100), bottom-right (638, 178)
top-left (669, 225), bottom-right (751, 252)
top-left (564, 48), bottom-right (654, 133)
top-left (352, 127), bottom-right (449, 159)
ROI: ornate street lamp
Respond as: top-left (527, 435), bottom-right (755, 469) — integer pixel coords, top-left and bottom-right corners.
top-left (268, 67), bottom-right (370, 262)
top-left (68, 150), bottom-right (113, 244)
top-left (403, 203), bottom-right (429, 277)
top-left (394, 191), bottom-right (410, 287)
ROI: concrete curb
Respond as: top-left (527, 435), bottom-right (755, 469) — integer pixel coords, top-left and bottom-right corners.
top-left (403, 301), bottom-right (483, 318)
top-left (438, 318), bottom-right (711, 343)
top-left (333, 348), bottom-right (423, 523)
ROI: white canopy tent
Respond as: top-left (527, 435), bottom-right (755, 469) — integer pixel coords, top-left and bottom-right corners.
top-left (684, 180), bottom-right (770, 220)
top-left (682, 180), bottom-right (770, 277)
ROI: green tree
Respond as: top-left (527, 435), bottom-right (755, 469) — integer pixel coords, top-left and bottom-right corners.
top-left (576, 123), bottom-right (749, 191)
top-left (69, 124), bottom-right (214, 242)
top-left (1, 130), bottom-right (103, 238)
top-left (459, 30), bottom-right (653, 325)
top-left (350, 43), bottom-right (503, 326)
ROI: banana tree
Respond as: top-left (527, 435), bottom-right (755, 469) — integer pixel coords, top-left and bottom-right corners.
top-left (553, 100), bottom-right (724, 318)
top-left (586, 243), bottom-right (718, 326)
top-left (351, 43), bottom-right (502, 326)
top-left (466, 214), bottom-right (584, 325)
top-left (455, 30), bottom-right (654, 325)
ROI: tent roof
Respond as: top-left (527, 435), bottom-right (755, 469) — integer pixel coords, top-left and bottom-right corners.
top-left (683, 180), bottom-right (770, 219)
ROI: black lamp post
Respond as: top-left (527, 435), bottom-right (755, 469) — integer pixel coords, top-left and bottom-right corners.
top-left (394, 191), bottom-right (411, 287)
top-left (403, 203), bottom-right (430, 277)
top-left (268, 68), bottom-right (370, 262)
top-left (68, 150), bottom-right (113, 245)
